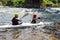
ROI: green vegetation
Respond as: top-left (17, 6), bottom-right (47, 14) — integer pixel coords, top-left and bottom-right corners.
top-left (42, 0), bottom-right (59, 7)
top-left (42, 0), bottom-right (54, 7)
top-left (0, 2), bottom-right (3, 6)
top-left (0, 0), bottom-right (26, 7)
top-left (0, 0), bottom-right (60, 7)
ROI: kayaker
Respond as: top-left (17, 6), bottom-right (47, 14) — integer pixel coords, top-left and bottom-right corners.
top-left (31, 14), bottom-right (38, 23)
top-left (12, 14), bottom-right (22, 25)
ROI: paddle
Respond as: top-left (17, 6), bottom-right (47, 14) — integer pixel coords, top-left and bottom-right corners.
top-left (19, 13), bottom-right (30, 24)
top-left (21, 13), bottom-right (29, 18)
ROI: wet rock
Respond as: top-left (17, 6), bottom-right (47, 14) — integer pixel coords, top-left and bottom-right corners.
top-left (12, 31), bottom-right (20, 39)
top-left (0, 35), bottom-right (6, 40)
top-left (50, 36), bottom-right (58, 40)
top-left (44, 31), bottom-right (51, 34)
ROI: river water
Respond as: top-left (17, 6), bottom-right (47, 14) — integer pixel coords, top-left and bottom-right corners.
top-left (0, 7), bottom-right (60, 40)
top-left (0, 7), bottom-right (60, 25)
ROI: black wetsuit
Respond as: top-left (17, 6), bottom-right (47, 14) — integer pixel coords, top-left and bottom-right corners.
top-left (31, 18), bottom-right (36, 23)
top-left (12, 17), bottom-right (19, 25)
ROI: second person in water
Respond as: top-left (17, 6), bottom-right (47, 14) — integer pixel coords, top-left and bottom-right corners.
top-left (31, 14), bottom-right (40, 24)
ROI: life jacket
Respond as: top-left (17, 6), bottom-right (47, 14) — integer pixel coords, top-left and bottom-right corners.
top-left (12, 17), bottom-right (19, 25)
top-left (31, 18), bottom-right (37, 23)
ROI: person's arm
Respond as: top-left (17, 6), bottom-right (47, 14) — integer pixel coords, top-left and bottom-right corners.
top-left (16, 18), bottom-right (22, 22)
top-left (19, 20), bottom-right (22, 22)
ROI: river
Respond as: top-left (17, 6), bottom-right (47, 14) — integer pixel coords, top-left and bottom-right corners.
top-left (0, 7), bottom-right (60, 40)
top-left (0, 7), bottom-right (60, 25)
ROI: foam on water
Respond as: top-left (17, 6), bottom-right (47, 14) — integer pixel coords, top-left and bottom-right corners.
top-left (0, 7), bottom-right (60, 25)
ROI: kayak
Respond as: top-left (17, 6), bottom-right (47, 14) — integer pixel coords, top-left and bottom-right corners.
top-left (0, 22), bottom-right (54, 29)
top-left (0, 22), bottom-right (44, 29)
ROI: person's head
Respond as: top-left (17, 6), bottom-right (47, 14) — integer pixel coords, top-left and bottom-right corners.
top-left (33, 14), bottom-right (37, 18)
top-left (14, 14), bottom-right (18, 18)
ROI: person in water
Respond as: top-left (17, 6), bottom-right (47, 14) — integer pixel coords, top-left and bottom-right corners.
top-left (12, 14), bottom-right (22, 25)
top-left (31, 14), bottom-right (38, 23)
top-left (31, 14), bottom-right (41, 24)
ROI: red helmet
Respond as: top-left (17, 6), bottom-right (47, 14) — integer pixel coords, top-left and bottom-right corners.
top-left (33, 14), bottom-right (37, 18)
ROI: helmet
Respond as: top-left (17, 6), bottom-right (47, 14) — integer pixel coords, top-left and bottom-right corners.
top-left (15, 13), bottom-right (18, 18)
top-left (33, 14), bottom-right (37, 18)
